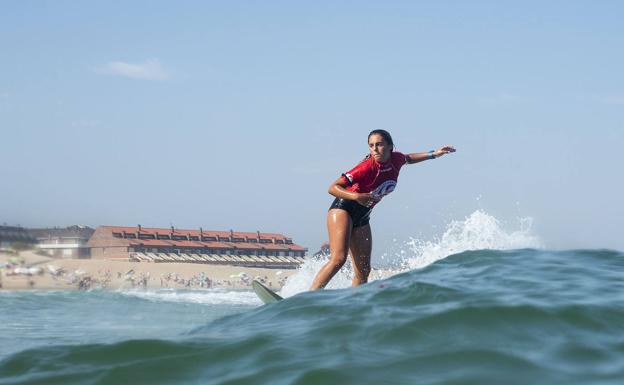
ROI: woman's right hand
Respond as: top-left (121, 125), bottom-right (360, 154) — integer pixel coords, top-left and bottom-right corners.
top-left (356, 193), bottom-right (381, 208)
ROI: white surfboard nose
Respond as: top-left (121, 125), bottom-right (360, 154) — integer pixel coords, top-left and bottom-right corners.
top-left (252, 280), bottom-right (283, 304)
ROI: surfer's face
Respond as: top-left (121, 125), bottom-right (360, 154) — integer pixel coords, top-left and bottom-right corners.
top-left (368, 134), bottom-right (391, 162)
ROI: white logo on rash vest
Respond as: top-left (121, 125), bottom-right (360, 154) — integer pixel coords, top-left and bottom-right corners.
top-left (372, 180), bottom-right (397, 197)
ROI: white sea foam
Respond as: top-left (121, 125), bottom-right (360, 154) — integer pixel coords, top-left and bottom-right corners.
top-left (279, 257), bottom-right (356, 298)
top-left (118, 289), bottom-right (261, 306)
top-left (399, 210), bottom-right (541, 270)
top-left (281, 210), bottom-right (541, 298)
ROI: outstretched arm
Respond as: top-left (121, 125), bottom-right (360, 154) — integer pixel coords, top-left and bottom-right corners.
top-left (405, 145), bottom-right (456, 164)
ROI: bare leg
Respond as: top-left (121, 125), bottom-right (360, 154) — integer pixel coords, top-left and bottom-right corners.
top-left (309, 209), bottom-right (352, 290)
top-left (349, 224), bottom-right (372, 286)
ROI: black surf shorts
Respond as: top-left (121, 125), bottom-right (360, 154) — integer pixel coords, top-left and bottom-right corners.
top-left (329, 198), bottom-right (372, 228)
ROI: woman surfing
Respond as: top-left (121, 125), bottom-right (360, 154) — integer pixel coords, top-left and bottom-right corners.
top-left (310, 130), bottom-right (456, 290)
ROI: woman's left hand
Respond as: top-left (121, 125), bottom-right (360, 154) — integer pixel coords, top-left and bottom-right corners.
top-left (434, 145), bottom-right (456, 158)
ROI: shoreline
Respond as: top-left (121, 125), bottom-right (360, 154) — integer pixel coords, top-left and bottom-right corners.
top-left (0, 252), bottom-right (297, 291)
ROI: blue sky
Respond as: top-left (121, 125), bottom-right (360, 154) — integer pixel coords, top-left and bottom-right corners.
top-left (1, 1), bottom-right (622, 253)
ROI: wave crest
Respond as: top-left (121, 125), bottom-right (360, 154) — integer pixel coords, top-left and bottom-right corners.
top-left (282, 210), bottom-right (541, 297)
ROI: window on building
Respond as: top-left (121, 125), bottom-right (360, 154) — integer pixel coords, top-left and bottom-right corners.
top-left (248, 239), bottom-right (258, 243)
top-left (112, 232), bottom-right (122, 238)
top-left (189, 236), bottom-right (199, 241)
top-left (125, 234), bottom-right (136, 239)
top-left (218, 237), bottom-right (230, 242)
top-left (285, 240), bottom-right (293, 244)
top-left (275, 239), bottom-right (284, 244)
top-left (157, 234), bottom-right (171, 240)
top-left (259, 239), bottom-right (272, 244)
top-left (201, 236), bottom-right (217, 241)
top-left (139, 234), bottom-right (155, 240)
top-left (172, 235), bottom-right (188, 241)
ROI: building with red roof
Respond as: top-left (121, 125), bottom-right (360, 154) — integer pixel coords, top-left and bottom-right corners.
top-left (87, 225), bottom-right (308, 268)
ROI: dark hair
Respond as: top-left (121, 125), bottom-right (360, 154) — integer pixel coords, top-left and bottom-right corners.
top-left (362, 129), bottom-right (394, 162)
top-left (368, 129), bottom-right (394, 150)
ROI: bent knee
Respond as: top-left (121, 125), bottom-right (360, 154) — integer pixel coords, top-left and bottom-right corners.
top-left (329, 252), bottom-right (348, 267)
top-left (330, 256), bottom-right (347, 268)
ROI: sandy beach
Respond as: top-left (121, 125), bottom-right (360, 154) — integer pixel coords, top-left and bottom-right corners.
top-left (0, 251), bottom-right (297, 291)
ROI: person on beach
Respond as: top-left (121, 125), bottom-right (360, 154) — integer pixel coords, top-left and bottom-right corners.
top-left (310, 130), bottom-right (456, 290)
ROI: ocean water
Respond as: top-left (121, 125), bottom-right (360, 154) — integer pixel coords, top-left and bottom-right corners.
top-left (1, 211), bottom-right (623, 385)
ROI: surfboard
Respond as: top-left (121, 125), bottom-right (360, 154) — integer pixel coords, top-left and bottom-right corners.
top-left (252, 280), bottom-right (283, 304)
